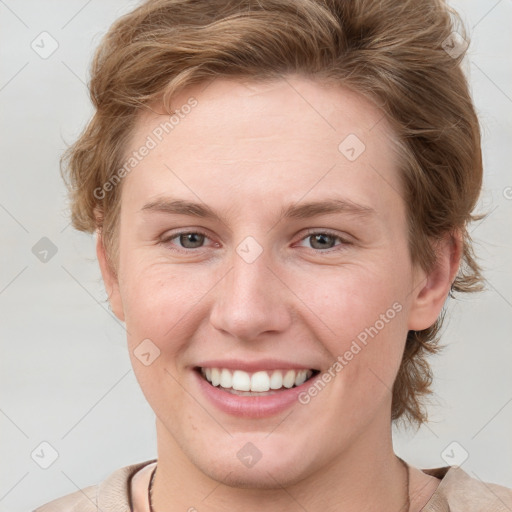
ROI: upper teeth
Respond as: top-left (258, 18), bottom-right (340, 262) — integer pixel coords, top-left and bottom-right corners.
top-left (201, 368), bottom-right (313, 392)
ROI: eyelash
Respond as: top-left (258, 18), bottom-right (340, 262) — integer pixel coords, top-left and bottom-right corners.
top-left (160, 229), bottom-right (351, 254)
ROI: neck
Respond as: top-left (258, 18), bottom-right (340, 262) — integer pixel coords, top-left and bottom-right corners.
top-left (150, 416), bottom-right (409, 512)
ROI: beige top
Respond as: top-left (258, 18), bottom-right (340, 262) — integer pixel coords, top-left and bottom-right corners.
top-left (33, 458), bottom-right (512, 511)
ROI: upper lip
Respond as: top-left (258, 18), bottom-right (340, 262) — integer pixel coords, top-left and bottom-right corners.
top-left (194, 358), bottom-right (320, 372)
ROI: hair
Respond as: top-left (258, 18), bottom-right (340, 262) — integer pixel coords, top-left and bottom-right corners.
top-left (61, 0), bottom-right (484, 428)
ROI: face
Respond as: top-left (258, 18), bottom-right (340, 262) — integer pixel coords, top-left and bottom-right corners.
top-left (98, 75), bottom-right (449, 488)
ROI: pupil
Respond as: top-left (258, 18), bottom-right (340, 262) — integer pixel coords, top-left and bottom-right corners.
top-left (311, 234), bottom-right (334, 249)
top-left (180, 233), bottom-right (204, 248)
top-left (178, 233), bottom-right (334, 250)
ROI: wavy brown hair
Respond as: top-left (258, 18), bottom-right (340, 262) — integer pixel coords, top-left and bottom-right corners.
top-left (61, 0), bottom-right (484, 428)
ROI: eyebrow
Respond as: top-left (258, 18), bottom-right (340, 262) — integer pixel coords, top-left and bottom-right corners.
top-left (140, 197), bottom-right (376, 222)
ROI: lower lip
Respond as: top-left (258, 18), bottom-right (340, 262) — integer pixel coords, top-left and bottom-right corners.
top-left (193, 369), bottom-right (320, 418)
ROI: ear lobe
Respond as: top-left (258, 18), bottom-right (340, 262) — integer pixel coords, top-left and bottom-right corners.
top-left (95, 229), bottom-right (125, 322)
top-left (407, 231), bottom-right (462, 331)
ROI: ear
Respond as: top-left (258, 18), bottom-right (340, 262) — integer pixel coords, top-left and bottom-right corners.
top-left (96, 229), bottom-right (125, 322)
top-left (407, 231), bottom-right (462, 331)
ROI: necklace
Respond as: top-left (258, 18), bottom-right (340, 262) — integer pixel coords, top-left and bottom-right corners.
top-left (147, 458), bottom-right (410, 512)
top-left (148, 465), bottom-right (156, 512)
top-left (399, 456), bottom-right (411, 512)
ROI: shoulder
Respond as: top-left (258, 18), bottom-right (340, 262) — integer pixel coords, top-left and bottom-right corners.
top-left (421, 465), bottom-right (512, 512)
top-left (32, 484), bottom-right (98, 512)
top-left (32, 459), bottom-right (157, 512)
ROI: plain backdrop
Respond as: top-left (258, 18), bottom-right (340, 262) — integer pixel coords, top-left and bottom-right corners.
top-left (0, 1), bottom-right (511, 511)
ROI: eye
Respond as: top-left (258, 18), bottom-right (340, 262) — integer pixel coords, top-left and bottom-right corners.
top-left (160, 230), bottom-right (214, 251)
top-left (297, 230), bottom-right (350, 251)
top-left (160, 229), bottom-right (351, 253)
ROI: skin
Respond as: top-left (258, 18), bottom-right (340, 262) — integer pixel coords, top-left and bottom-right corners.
top-left (96, 75), bottom-right (461, 512)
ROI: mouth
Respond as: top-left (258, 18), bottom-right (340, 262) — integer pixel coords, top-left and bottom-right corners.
top-left (194, 366), bottom-right (321, 396)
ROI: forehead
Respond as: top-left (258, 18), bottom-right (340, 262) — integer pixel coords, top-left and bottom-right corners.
top-left (120, 75), bottom-right (403, 219)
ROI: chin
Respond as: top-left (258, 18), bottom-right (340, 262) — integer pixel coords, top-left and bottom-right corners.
top-left (221, 473), bottom-right (287, 490)
top-left (207, 464), bottom-right (306, 490)
top-left (193, 449), bottom-right (312, 490)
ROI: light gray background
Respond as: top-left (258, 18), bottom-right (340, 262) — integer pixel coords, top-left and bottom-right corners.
top-left (0, 1), bottom-right (511, 510)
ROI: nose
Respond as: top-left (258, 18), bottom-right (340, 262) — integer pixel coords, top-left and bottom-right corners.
top-left (209, 245), bottom-right (293, 341)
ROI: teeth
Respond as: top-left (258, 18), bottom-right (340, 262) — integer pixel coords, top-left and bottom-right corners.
top-left (250, 371), bottom-right (270, 392)
top-left (283, 369), bottom-right (295, 388)
top-left (220, 369), bottom-right (231, 388)
top-left (200, 367), bottom-right (314, 392)
top-left (233, 370), bottom-right (251, 391)
top-left (294, 370), bottom-right (308, 386)
top-left (269, 370), bottom-right (283, 389)
top-left (211, 368), bottom-right (221, 386)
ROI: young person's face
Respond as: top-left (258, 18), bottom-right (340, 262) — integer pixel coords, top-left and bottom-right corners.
top-left (98, 76), bottom-right (451, 486)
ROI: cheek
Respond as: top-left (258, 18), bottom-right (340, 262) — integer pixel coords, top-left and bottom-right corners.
top-left (119, 256), bottom-right (205, 335)
top-left (295, 264), bottom-right (410, 390)
top-left (299, 262), bottom-right (407, 334)
top-left (119, 264), bottom-right (197, 412)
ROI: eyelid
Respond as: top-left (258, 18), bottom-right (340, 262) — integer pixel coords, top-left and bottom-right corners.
top-left (160, 228), bottom-right (216, 252)
top-left (160, 227), bottom-right (352, 253)
top-left (301, 227), bottom-right (351, 240)
top-left (296, 228), bottom-right (352, 250)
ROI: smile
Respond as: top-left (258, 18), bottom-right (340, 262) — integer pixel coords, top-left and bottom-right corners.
top-left (192, 359), bottom-right (323, 417)
top-left (197, 367), bottom-right (319, 395)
